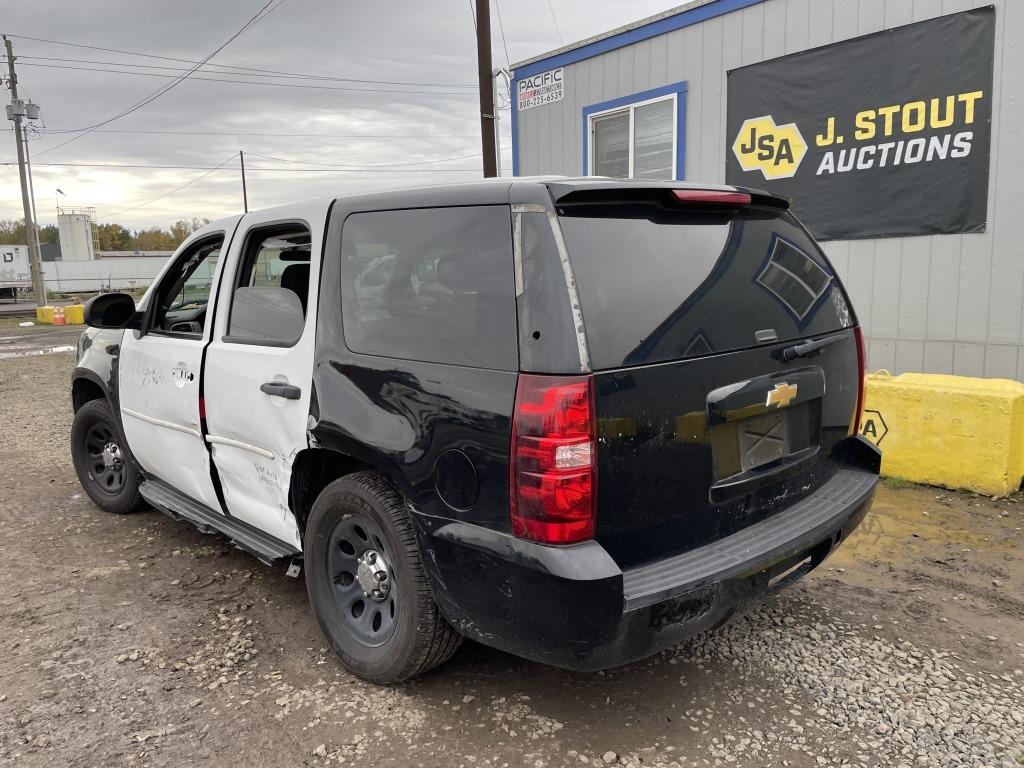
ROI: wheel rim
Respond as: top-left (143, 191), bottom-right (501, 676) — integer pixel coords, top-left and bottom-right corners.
top-left (83, 422), bottom-right (126, 496)
top-left (326, 514), bottom-right (398, 647)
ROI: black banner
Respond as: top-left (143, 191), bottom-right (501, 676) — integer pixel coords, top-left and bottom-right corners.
top-left (725, 7), bottom-right (995, 240)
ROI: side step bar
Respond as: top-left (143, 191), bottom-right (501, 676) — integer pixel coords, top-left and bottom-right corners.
top-left (140, 478), bottom-right (300, 565)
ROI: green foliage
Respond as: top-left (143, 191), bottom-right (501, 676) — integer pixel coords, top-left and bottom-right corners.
top-left (96, 223), bottom-right (134, 251)
top-left (39, 225), bottom-right (59, 244)
top-left (134, 227), bottom-right (175, 250)
top-left (0, 218), bottom-right (26, 243)
top-left (0, 217), bottom-right (210, 252)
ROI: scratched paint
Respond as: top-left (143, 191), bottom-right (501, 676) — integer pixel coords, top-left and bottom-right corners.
top-left (0, 344), bottom-right (75, 360)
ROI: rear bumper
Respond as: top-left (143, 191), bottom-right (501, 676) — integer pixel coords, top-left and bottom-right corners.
top-left (414, 440), bottom-right (879, 671)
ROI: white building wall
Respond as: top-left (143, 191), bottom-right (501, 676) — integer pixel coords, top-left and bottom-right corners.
top-left (42, 256), bottom-right (171, 293)
top-left (513, 0), bottom-right (1024, 379)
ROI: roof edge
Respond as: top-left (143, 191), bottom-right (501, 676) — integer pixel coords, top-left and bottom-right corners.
top-left (511, 0), bottom-right (763, 76)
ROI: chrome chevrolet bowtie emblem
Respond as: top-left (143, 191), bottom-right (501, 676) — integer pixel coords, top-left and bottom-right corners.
top-left (766, 382), bottom-right (798, 409)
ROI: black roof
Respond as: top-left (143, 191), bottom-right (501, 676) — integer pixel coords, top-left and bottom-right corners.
top-left (329, 176), bottom-right (785, 210)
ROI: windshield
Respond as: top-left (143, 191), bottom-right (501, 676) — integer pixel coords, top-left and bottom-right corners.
top-left (557, 206), bottom-right (852, 370)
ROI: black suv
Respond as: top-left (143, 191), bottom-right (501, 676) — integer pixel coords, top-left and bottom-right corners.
top-left (71, 178), bottom-right (879, 683)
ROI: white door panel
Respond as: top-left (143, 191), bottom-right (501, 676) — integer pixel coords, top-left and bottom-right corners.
top-left (203, 347), bottom-right (308, 546)
top-left (118, 222), bottom-right (239, 511)
top-left (119, 335), bottom-right (219, 506)
top-left (203, 200), bottom-right (331, 549)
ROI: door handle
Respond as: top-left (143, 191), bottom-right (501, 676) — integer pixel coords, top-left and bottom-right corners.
top-left (260, 382), bottom-right (301, 400)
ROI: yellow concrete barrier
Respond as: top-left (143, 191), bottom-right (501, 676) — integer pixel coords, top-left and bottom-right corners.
top-left (35, 305), bottom-right (54, 324)
top-left (861, 371), bottom-right (1024, 496)
top-left (64, 304), bottom-right (85, 325)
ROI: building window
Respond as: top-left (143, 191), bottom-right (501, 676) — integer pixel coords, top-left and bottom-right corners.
top-left (583, 82), bottom-right (686, 181)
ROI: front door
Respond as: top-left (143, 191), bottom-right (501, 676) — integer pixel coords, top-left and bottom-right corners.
top-left (118, 225), bottom-right (237, 511)
top-left (202, 201), bottom-right (330, 549)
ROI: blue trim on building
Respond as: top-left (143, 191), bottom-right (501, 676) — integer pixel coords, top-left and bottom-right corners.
top-left (511, 83), bottom-right (520, 176)
top-left (509, 0), bottom-right (764, 176)
top-left (581, 81), bottom-right (688, 180)
top-left (515, 0), bottom-right (764, 79)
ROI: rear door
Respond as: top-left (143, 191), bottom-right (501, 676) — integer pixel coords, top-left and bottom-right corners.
top-left (202, 201), bottom-right (330, 550)
top-left (118, 226), bottom-right (236, 511)
top-left (553, 189), bottom-right (859, 566)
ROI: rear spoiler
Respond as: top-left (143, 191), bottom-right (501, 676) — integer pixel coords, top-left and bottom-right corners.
top-left (547, 182), bottom-right (790, 212)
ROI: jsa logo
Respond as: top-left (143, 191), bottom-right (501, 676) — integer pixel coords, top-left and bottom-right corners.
top-left (732, 115), bottom-right (808, 180)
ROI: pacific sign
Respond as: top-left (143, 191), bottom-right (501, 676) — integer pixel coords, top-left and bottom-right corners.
top-left (517, 67), bottom-right (564, 112)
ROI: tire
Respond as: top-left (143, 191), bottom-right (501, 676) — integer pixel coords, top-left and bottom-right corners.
top-left (71, 399), bottom-right (146, 514)
top-left (304, 472), bottom-right (462, 684)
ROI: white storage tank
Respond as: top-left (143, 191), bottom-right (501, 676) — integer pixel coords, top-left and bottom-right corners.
top-left (58, 211), bottom-right (97, 261)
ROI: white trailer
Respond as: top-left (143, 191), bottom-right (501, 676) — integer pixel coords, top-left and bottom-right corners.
top-left (0, 245), bottom-right (31, 302)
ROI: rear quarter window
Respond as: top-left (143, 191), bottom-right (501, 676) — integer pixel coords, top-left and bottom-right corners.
top-left (339, 206), bottom-right (517, 370)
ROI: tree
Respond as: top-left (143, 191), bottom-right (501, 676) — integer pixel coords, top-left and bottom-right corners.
top-left (167, 218), bottom-right (209, 246)
top-left (96, 222), bottom-right (134, 251)
top-left (0, 218), bottom-right (27, 244)
top-left (134, 227), bottom-right (175, 251)
top-left (0, 219), bottom-right (57, 245)
top-left (2, 216), bottom-right (212, 253)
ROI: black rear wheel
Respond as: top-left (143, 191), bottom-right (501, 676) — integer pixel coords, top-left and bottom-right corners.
top-left (305, 472), bottom-right (462, 684)
top-left (326, 513), bottom-right (399, 647)
top-left (71, 399), bottom-right (146, 514)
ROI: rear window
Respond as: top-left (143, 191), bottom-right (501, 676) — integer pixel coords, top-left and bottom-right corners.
top-left (557, 206), bottom-right (851, 370)
top-left (339, 206), bottom-right (517, 370)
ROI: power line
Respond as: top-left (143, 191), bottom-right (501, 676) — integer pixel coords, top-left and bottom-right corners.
top-left (5, 161), bottom-right (485, 173)
top-left (545, 0), bottom-right (565, 45)
top-left (12, 54), bottom-right (478, 89)
top-left (100, 155), bottom-right (238, 218)
top-left (38, 128), bottom-right (480, 139)
top-left (492, 0), bottom-right (512, 69)
top-left (5, 35), bottom-right (478, 87)
top-left (33, 0), bottom-right (283, 156)
top-left (17, 62), bottom-right (477, 98)
top-left (243, 151), bottom-right (483, 168)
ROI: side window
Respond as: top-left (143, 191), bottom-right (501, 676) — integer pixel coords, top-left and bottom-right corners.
top-left (151, 236), bottom-right (223, 336)
top-left (226, 225), bottom-right (312, 345)
top-left (340, 206), bottom-right (517, 370)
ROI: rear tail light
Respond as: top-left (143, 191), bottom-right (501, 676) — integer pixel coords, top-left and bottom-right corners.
top-left (853, 325), bottom-right (867, 435)
top-left (672, 189), bottom-right (752, 205)
top-left (510, 374), bottom-right (596, 545)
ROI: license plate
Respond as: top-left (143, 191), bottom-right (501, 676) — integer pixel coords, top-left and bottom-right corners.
top-left (738, 410), bottom-right (791, 471)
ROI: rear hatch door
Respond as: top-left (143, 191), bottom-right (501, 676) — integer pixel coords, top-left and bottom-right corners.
top-left (554, 187), bottom-right (860, 567)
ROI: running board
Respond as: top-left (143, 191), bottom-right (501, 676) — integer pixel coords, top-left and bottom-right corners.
top-left (140, 478), bottom-right (300, 565)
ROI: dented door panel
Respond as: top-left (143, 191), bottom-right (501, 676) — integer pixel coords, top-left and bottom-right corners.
top-left (202, 199), bottom-right (333, 550)
top-left (117, 224), bottom-right (238, 512)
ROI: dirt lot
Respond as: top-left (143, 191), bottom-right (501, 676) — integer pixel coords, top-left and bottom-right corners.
top-left (1, 325), bottom-right (1022, 768)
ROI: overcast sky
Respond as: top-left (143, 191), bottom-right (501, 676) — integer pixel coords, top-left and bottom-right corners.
top-left (0, 0), bottom-right (678, 230)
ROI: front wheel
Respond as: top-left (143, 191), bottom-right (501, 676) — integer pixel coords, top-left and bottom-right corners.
top-left (71, 399), bottom-right (146, 514)
top-left (304, 472), bottom-right (462, 684)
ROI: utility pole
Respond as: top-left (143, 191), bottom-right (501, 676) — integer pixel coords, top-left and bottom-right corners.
top-left (239, 150), bottom-right (249, 212)
top-left (3, 36), bottom-right (47, 306)
top-left (474, 0), bottom-right (497, 177)
top-left (492, 68), bottom-right (507, 176)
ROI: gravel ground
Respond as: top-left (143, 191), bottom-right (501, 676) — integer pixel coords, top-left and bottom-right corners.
top-left (1, 326), bottom-right (1022, 767)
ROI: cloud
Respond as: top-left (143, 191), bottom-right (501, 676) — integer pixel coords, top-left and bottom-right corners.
top-left (2, 0), bottom-right (674, 230)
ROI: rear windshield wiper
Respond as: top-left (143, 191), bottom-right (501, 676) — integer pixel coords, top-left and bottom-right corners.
top-left (781, 333), bottom-right (844, 362)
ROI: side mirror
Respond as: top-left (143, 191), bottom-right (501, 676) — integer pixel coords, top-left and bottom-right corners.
top-left (84, 292), bottom-right (141, 330)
